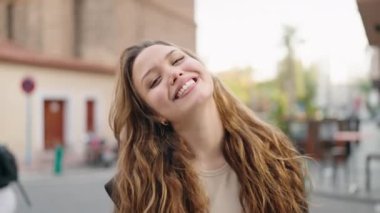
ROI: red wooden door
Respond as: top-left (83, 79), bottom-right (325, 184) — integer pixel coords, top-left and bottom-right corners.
top-left (44, 100), bottom-right (65, 150)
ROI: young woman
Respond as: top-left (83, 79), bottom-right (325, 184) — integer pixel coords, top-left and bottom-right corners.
top-left (107, 40), bottom-right (309, 213)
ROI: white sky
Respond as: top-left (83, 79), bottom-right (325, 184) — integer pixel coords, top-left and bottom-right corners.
top-left (195, 0), bottom-right (370, 83)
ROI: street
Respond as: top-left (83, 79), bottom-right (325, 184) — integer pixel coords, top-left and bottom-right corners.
top-left (12, 165), bottom-right (380, 213)
top-left (310, 194), bottom-right (380, 213)
top-left (15, 167), bottom-right (115, 213)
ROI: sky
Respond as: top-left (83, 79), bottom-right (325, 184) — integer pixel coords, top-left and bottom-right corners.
top-left (195, 0), bottom-right (370, 84)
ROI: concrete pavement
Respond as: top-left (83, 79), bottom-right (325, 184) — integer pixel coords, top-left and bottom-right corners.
top-left (15, 167), bottom-right (115, 213)
top-left (310, 194), bottom-right (380, 213)
top-left (13, 165), bottom-right (379, 213)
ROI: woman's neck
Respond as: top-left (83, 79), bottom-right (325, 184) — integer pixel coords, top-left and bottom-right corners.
top-left (172, 99), bottom-right (226, 171)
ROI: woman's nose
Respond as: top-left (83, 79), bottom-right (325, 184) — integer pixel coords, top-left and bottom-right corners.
top-left (169, 70), bottom-right (183, 85)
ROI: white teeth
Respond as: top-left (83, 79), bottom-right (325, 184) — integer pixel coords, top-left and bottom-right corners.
top-left (176, 79), bottom-right (196, 98)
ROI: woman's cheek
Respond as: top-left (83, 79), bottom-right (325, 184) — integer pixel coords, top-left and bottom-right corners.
top-left (147, 90), bottom-right (168, 110)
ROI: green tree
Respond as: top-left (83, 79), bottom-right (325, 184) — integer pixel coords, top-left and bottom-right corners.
top-left (277, 25), bottom-right (305, 117)
top-left (217, 66), bottom-right (255, 105)
top-left (252, 26), bottom-right (319, 132)
top-left (254, 79), bottom-right (289, 131)
top-left (300, 64), bottom-right (318, 118)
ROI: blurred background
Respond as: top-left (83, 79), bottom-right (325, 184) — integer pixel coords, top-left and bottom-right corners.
top-left (0, 0), bottom-right (379, 212)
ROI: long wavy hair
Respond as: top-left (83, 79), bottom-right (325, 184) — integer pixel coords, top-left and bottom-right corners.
top-left (109, 40), bottom-right (309, 213)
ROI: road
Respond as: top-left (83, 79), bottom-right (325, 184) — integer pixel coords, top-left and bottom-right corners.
top-left (310, 194), bottom-right (380, 213)
top-left (12, 166), bottom-right (380, 213)
top-left (15, 167), bottom-right (115, 213)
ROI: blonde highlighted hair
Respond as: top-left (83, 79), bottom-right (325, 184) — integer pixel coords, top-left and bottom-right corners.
top-left (109, 40), bottom-right (309, 213)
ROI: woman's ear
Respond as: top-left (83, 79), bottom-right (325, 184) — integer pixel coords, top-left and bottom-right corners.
top-left (155, 116), bottom-right (169, 126)
top-left (153, 115), bottom-right (169, 126)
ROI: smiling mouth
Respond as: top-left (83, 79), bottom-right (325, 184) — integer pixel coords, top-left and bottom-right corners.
top-left (174, 78), bottom-right (198, 100)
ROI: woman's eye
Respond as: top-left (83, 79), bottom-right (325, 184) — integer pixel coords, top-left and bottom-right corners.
top-left (172, 56), bottom-right (184, 65)
top-left (149, 77), bottom-right (161, 89)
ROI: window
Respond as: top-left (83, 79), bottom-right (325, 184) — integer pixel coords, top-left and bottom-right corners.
top-left (74, 0), bottom-right (83, 57)
top-left (86, 100), bottom-right (95, 133)
top-left (6, 3), bottom-right (14, 40)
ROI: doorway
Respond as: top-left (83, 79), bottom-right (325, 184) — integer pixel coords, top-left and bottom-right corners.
top-left (44, 100), bottom-right (65, 150)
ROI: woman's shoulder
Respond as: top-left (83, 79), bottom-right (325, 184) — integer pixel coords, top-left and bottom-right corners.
top-left (104, 177), bottom-right (117, 205)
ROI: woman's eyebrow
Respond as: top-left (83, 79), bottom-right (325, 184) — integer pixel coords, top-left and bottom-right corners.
top-left (140, 49), bottom-right (177, 83)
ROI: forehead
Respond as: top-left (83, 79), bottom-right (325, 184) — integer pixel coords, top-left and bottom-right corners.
top-left (133, 44), bottom-right (177, 77)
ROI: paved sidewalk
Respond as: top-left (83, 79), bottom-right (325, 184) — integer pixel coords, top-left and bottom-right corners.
top-left (18, 148), bottom-right (86, 178)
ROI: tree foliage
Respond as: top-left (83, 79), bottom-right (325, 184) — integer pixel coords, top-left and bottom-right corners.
top-left (217, 66), bottom-right (255, 105)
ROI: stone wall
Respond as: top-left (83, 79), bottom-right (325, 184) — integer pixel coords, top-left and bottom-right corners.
top-left (0, 0), bottom-right (196, 65)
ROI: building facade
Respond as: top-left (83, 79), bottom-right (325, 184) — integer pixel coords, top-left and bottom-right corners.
top-left (0, 0), bottom-right (196, 168)
top-left (357, 0), bottom-right (380, 93)
top-left (0, 0), bottom-right (196, 65)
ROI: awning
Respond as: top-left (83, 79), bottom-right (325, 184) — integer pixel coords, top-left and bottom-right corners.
top-left (357, 0), bottom-right (380, 46)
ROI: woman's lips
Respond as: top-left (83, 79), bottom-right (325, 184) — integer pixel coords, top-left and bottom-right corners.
top-left (174, 78), bottom-right (198, 100)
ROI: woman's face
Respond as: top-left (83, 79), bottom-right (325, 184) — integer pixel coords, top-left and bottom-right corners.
top-left (132, 44), bottom-right (214, 124)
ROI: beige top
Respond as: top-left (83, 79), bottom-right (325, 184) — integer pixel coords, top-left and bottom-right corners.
top-left (198, 164), bottom-right (243, 213)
